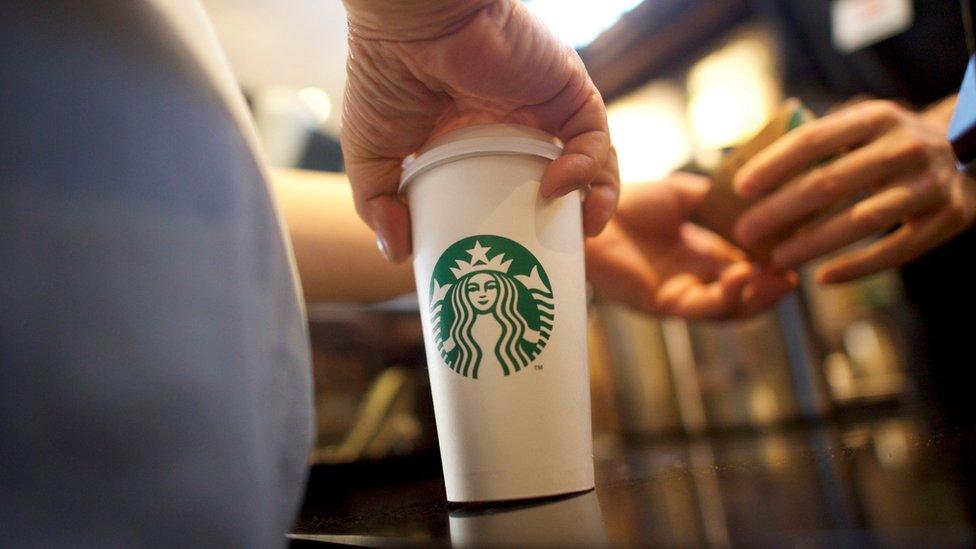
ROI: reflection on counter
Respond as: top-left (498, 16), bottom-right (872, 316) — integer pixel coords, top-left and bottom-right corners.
top-left (449, 491), bottom-right (607, 548)
top-left (292, 414), bottom-right (976, 547)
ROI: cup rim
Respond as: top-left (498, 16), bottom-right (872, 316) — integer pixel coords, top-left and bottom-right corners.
top-left (398, 124), bottom-right (563, 193)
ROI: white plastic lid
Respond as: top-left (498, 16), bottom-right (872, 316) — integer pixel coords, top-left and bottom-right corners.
top-left (398, 124), bottom-right (562, 193)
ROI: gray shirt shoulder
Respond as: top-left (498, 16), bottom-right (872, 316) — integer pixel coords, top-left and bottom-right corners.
top-left (0, 1), bottom-right (313, 546)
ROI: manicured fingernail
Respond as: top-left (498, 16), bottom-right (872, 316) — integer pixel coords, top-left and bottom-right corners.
top-left (376, 234), bottom-right (392, 262)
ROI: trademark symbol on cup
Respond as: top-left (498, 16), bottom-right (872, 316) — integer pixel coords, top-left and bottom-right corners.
top-left (534, 364), bottom-right (544, 371)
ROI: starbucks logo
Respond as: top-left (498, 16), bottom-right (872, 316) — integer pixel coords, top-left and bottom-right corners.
top-left (429, 235), bottom-right (554, 380)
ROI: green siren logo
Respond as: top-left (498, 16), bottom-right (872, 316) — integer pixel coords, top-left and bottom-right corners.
top-left (429, 235), bottom-right (554, 379)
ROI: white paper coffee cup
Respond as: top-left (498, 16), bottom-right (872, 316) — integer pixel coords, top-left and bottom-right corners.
top-left (401, 124), bottom-right (594, 502)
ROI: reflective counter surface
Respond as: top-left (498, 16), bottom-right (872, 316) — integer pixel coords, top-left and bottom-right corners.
top-left (291, 413), bottom-right (976, 547)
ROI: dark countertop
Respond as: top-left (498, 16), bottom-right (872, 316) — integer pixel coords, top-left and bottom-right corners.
top-left (292, 413), bottom-right (976, 547)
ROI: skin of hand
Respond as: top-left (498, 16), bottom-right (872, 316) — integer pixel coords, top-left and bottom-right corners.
top-left (733, 98), bottom-right (976, 284)
top-left (273, 169), bottom-right (794, 319)
top-left (585, 173), bottom-right (798, 320)
top-left (340, 0), bottom-right (619, 263)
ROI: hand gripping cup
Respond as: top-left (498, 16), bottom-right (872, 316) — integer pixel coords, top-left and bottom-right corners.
top-left (400, 124), bottom-right (595, 502)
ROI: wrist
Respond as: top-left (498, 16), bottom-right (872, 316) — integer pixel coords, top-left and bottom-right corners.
top-left (920, 94), bottom-right (958, 130)
top-left (343, 0), bottom-right (504, 41)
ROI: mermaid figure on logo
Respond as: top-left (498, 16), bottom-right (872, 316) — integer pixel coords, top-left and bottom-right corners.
top-left (430, 239), bottom-right (554, 379)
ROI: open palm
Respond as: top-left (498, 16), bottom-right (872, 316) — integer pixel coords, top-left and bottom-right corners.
top-left (586, 174), bottom-right (798, 320)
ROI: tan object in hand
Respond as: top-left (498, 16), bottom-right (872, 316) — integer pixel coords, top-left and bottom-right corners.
top-left (693, 99), bottom-right (814, 261)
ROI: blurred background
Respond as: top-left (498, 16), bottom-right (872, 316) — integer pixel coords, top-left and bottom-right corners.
top-left (193, 0), bottom-right (976, 543)
top-left (199, 0), bottom-right (923, 461)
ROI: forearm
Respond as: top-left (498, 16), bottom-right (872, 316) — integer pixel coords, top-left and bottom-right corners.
top-left (271, 168), bottom-right (415, 303)
top-left (342, 0), bottom-right (501, 40)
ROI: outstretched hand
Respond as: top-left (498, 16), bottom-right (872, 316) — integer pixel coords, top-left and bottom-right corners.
top-left (341, 0), bottom-right (618, 262)
top-left (733, 99), bottom-right (976, 283)
top-left (586, 174), bottom-right (798, 320)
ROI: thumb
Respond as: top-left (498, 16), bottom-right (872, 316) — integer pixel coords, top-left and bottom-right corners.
top-left (343, 151), bottom-right (414, 264)
top-left (618, 173), bottom-right (711, 238)
top-left (666, 173), bottom-right (711, 216)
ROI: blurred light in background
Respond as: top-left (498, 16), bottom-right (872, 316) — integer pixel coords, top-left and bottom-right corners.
top-left (873, 421), bottom-right (910, 468)
top-left (687, 32), bottom-right (780, 151)
top-left (607, 82), bottom-right (692, 184)
top-left (252, 88), bottom-right (320, 167)
top-left (201, 0), bottom-right (348, 137)
top-left (298, 87), bottom-right (333, 125)
top-left (524, 0), bottom-right (645, 48)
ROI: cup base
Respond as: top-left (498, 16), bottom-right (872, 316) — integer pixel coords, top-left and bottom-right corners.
top-left (444, 463), bottom-right (595, 504)
top-left (447, 486), bottom-right (595, 509)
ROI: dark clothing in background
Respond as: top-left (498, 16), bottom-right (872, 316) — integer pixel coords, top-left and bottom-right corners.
top-left (753, 0), bottom-right (970, 110)
top-left (751, 0), bottom-right (975, 420)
